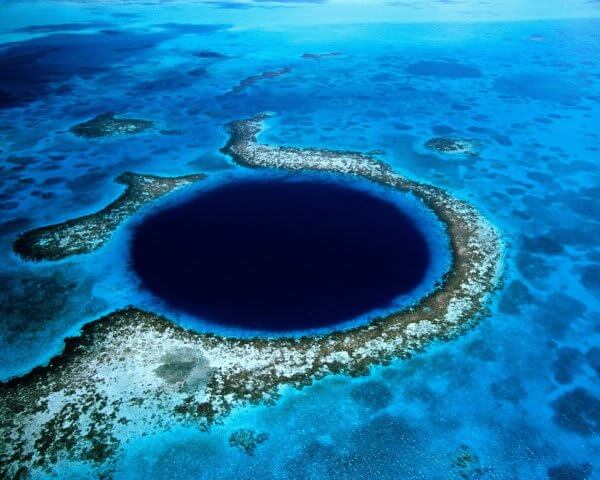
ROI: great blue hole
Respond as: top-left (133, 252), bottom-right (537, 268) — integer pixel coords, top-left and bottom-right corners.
top-left (130, 176), bottom-right (434, 332)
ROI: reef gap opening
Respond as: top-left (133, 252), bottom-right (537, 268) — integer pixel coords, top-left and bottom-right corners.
top-left (130, 176), bottom-right (433, 332)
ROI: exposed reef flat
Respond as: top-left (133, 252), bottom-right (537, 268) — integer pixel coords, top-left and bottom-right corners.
top-left (425, 136), bottom-right (481, 156)
top-left (70, 113), bottom-right (154, 138)
top-left (13, 172), bottom-right (205, 261)
top-left (0, 114), bottom-right (502, 478)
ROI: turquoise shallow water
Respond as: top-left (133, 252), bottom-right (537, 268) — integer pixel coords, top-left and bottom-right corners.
top-left (1, 1), bottom-right (600, 479)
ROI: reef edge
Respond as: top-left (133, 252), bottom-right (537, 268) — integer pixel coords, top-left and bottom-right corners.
top-left (0, 113), bottom-right (503, 478)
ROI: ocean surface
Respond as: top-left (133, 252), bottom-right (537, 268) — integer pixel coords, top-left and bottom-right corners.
top-left (1, 1), bottom-right (599, 479)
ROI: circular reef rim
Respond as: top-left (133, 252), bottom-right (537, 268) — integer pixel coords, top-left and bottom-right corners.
top-left (128, 171), bottom-right (452, 335)
top-left (0, 112), bottom-right (503, 477)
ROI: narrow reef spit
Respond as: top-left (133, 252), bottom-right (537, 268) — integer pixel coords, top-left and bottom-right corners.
top-left (13, 172), bottom-right (205, 261)
top-left (70, 113), bottom-right (154, 138)
top-left (0, 113), bottom-right (502, 478)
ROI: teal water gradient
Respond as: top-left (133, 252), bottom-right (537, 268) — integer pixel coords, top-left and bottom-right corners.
top-left (0, 3), bottom-right (599, 479)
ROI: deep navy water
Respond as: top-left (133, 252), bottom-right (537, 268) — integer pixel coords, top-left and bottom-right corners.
top-left (1, 0), bottom-right (600, 479)
top-left (131, 175), bottom-right (432, 331)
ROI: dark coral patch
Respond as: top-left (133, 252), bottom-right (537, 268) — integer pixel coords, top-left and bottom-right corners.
top-left (13, 22), bottom-right (114, 33)
top-left (0, 30), bottom-right (170, 109)
top-left (0, 201), bottom-right (19, 210)
top-left (406, 60), bottom-right (482, 78)
top-left (285, 415), bottom-right (421, 479)
top-left (6, 156), bottom-right (37, 166)
top-left (70, 113), bottom-right (154, 138)
top-left (431, 125), bottom-right (455, 135)
top-left (227, 67), bottom-right (292, 95)
top-left (228, 429), bottom-right (268, 455)
top-left (552, 347), bottom-right (583, 385)
top-left (350, 380), bottom-right (393, 411)
top-left (498, 280), bottom-right (533, 315)
top-left (425, 137), bottom-right (480, 156)
top-left (492, 133), bottom-right (512, 146)
top-left (522, 235), bottom-right (565, 255)
top-left (393, 122), bottom-right (412, 131)
top-left (579, 264), bottom-right (600, 295)
top-left (547, 462), bottom-right (593, 480)
top-left (515, 250), bottom-right (552, 281)
top-left (159, 129), bottom-right (185, 136)
top-left (586, 347), bottom-right (600, 377)
top-left (494, 74), bottom-right (580, 103)
top-left (193, 50), bottom-right (228, 58)
top-left (451, 445), bottom-right (488, 480)
top-left (301, 52), bottom-right (342, 60)
top-left (490, 376), bottom-right (527, 405)
top-left (551, 388), bottom-right (600, 435)
top-left (0, 217), bottom-right (30, 235)
top-left (0, 271), bottom-right (104, 343)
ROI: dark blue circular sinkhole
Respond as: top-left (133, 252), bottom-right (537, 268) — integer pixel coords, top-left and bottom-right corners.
top-left (130, 176), bottom-right (432, 332)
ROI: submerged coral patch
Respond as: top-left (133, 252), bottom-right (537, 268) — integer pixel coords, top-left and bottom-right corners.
top-left (193, 50), bottom-right (228, 59)
top-left (229, 429), bottom-right (269, 455)
top-left (494, 74), bottom-right (581, 103)
top-left (0, 30), bottom-right (170, 109)
top-left (451, 444), bottom-right (488, 479)
top-left (405, 60), bottom-right (482, 78)
top-left (301, 52), bottom-right (342, 60)
top-left (0, 271), bottom-right (101, 343)
top-left (425, 137), bottom-right (481, 156)
top-left (227, 67), bottom-right (291, 95)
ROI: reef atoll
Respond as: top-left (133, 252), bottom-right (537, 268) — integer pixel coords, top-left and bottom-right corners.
top-left (0, 114), bottom-right (502, 478)
top-left (13, 172), bottom-right (205, 261)
top-left (70, 113), bottom-right (154, 138)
